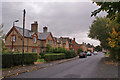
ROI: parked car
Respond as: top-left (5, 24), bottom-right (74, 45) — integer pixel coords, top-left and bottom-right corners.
top-left (79, 52), bottom-right (87, 58)
top-left (93, 51), bottom-right (98, 55)
top-left (87, 51), bottom-right (92, 56)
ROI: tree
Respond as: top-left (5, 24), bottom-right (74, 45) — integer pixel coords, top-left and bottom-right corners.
top-left (94, 45), bottom-right (102, 51)
top-left (91, 1), bottom-right (120, 60)
top-left (88, 17), bottom-right (110, 49)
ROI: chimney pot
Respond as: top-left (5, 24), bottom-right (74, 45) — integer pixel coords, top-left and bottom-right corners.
top-left (43, 26), bottom-right (48, 33)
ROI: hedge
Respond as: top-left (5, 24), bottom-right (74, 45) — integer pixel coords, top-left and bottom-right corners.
top-left (2, 53), bottom-right (38, 68)
top-left (44, 53), bottom-right (65, 61)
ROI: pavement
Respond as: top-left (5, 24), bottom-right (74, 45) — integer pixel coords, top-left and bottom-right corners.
top-left (2, 56), bottom-right (79, 79)
top-left (10, 52), bottom-right (118, 78)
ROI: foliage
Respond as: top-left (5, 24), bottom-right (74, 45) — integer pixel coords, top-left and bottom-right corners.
top-left (46, 44), bottom-right (52, 52)
top-left (77, 49), bottom-right (83, 54)
top-left (40, 53), bottom-right (45, 58)
top-left (36, 59), bottom-right (46, 62)
top-left (91, 2), bottom-right (120, 22)
top-left (91, 1), bottom-right (120, 60)
top-left (94, 45), bottom-right (102, 51)
top-left (24, 52), bottom-right (37, 54)
top-left (88, 17), bottom-right (110, 49)
top-left (2, 53), bottom-right (38, 68)
top-left (44, 53), bottom-right (65, 61)
top-left (64, 50), bottom-right (77, 59)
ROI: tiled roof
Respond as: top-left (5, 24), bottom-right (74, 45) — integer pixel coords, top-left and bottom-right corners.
top-left (38, 32), bottom-right (50, 40)
top-left (15, 26), bottom-right (35, 38)
top-left (15, 26), bottom-right (50, 40)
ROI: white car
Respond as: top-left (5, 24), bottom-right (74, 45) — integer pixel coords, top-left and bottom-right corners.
top-left (87, 51), bottom-right (92, 56)
top-left (94, 51), bottom-right (98, 55)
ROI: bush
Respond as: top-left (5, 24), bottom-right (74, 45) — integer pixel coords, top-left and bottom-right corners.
top-left (64, 50), bottom-right (77, 59)
top-left (40, 53), bottom-right (45, 58)
top-left (24, 52), bottom-right (37, 54)
top-left (2, 53), bottom-right (38, 68)
top-left (44, 53), bottom-right (65, 61)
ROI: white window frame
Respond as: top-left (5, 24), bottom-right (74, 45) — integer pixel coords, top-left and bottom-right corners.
top-left (33, 37), bottom-right (36, 43)
top-left (48, 40), bottom-right (49, 44)
top-left (51, 40), bottom-right (52, 44)
top-left (12, 36), bottom-right (15, 42)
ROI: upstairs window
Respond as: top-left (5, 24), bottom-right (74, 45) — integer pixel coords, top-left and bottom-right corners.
top-left (51, 40), bottom-right (52, 44)
top-left (12, 36), bottom-right (16, 42)
top-left (48, 40), bottom-right (49, 44)
top-left (55, 42), bottom-right (56, 45)
top-left (33, 37), bottom-right (36, 43)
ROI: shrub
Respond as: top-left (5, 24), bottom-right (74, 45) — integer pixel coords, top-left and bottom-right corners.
top-left (44, 53), bottom-right (65, 61)
top-left (77, 49), bottom-right (83, 54)
top-left (2, 53), bottom-right (38, 68)
top-left (64, 50), bottom-right (77, 59)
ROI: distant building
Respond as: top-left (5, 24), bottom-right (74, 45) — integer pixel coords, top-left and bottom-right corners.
top-left (87, 43), bottom-right (94, 53)
top-left (72, 38), bottom-right (88, 54)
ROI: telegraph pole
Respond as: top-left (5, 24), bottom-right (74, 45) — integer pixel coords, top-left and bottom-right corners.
top-left (22, 9), bottom-right (26, 66)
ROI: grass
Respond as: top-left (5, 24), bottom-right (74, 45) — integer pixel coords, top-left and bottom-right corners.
top-left (36, 59), bottom-right (46, 62)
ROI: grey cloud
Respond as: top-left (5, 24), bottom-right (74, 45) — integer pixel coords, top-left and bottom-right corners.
top-left (2, 2), bottom-right (106, 46)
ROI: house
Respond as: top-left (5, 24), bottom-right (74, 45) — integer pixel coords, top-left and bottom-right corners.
top-left (38, 26), bottom-right (55, 52)
top-left (5, 21), bottom-right (55, 54)
top-left (72, 38), bottom-right (80, 53)
top-left (53, 37), bottom-right (58, 48)
top-left (72, 38), bottom-right (88, 54)
top-left (79, 42), bottom-right (88, 52)
top-left (56, 37), bottom-right (63, 48)
top-left (87, 43), bottom-right (94, 53)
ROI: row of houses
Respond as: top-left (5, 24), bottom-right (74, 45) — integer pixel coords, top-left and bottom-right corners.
top-left (5, 21), bottom-right (93, 54)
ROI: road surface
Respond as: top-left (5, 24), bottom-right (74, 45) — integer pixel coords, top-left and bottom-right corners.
top-left (12, 52), bottom-right (118, 78)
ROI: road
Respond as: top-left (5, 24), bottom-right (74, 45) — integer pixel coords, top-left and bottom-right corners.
top-left (12, 52), bottom-right (118, 78)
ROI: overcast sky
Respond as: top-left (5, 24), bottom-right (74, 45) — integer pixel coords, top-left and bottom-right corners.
top-left (1, 1), bottom-right (107, 46)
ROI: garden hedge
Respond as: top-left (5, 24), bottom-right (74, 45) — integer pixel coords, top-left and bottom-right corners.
top-left (44, 53), bottom-right (65, 61)
top-left (2, 53), bottom-right (38, 68)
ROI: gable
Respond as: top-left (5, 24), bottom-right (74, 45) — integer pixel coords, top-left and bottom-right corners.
top-left (5, 27), bottom-right (21, 39)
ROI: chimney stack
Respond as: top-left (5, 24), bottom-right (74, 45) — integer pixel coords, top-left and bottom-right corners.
top-left (43, 26), bottom-right (48, 33)
top-left (73, 38), bottom-right (75, 41)
top-left (31, 21), bottom-right (38, 33)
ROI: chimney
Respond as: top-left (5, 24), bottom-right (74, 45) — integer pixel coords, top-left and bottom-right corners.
top-left (31, 21), bottom-right (38, 33)
top-left (73, 38), bottom-right (75, 41)
top-left (43, 26), bottom-right (48, 33)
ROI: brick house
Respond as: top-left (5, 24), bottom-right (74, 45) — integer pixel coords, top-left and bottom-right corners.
top-left (53, 37), bottom-right (58, 48)
top-left (72, 38), bottom-right (87, 54)
top-left (5, 21), bottom-right (55, 54)
top-left (87, 44), bottom-right (94, 53)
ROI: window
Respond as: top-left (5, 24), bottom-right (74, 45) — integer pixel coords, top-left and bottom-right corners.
top-left (48, 40), bottom-right (49, 44)
top-left (32, 48), bottom-right (37, 52)
top-left (51, 40), bottom-right (52, 44)
top-left (55, 42), bottom-right (56, 45)
top-left (12, 36), bottom-right (16, 42)
top-left (33, 37), bottom-right (36, 43)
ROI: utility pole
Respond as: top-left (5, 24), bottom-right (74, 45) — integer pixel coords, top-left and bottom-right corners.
top-left (22, 9), bottom-right (26, 66)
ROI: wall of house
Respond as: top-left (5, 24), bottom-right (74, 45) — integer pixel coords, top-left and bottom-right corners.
top-left (80, 44), bottom-right (88, 52)
top-left (5, 29), bottom-right (41, 54)
top-left (72, 40), bottom-right (80, 53)
top-left (45, 34), bottom-right (55, 48)
top-left (63, 40), bottom-right (70, 50)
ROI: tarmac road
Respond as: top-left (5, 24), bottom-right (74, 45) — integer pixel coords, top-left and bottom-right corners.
top-left (12, 52), bottom-right (118, 78)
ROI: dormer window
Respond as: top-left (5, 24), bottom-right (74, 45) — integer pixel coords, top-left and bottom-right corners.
top-left (33, 37), bottom-right (36, 43)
